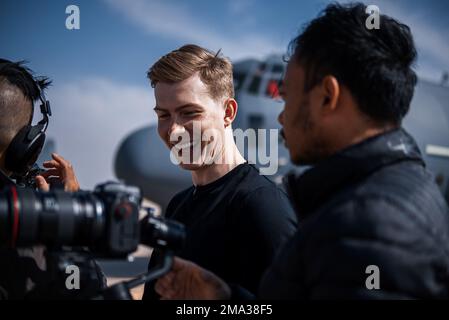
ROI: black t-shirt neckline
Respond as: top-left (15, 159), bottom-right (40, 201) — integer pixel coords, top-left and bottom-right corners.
top-left (193, 162), bottom-right (249, 195)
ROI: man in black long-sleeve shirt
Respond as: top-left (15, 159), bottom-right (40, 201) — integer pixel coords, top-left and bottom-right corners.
top-left (142, 45), bottom-right (297, 299)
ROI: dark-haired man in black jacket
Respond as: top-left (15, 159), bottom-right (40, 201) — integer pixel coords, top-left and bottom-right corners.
top-left (152, 3), bottom-right (449, 299)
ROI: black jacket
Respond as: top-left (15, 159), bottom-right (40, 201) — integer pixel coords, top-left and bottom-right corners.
top-left (257, 128), bottom-right (449, 299)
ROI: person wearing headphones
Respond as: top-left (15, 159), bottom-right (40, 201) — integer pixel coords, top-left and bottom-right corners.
top-left (0, 59), bottom-right (102, 299)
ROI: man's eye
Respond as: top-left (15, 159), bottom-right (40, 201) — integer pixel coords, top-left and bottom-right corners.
top-left (157, 114), bottom-right (169, 120)
top-left (183, 111), bottom-right (199, 117)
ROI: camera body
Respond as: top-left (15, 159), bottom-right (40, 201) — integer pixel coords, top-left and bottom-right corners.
top-left (89, 182), bottom-right (141, 257)
top-left (0, 181), bottom-right (184, 258)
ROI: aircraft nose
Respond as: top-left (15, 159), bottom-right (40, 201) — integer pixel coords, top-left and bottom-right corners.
top-left (278, 110), bottom-right (284, 126)
top-left (115, 125), bottom-right (169, 184)
top-left (114, 124), bottom-right (191, 210)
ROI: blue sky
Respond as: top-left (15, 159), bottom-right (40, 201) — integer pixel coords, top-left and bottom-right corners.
top-left (1, 0), bottom-right (448, 187)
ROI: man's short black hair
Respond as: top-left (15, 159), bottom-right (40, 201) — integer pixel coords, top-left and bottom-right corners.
top-left (0, 59), bottom-right (51, 151)
top-left (0, 59), bottom-right (51, 104)
top-left (288, 2), bottom-right (417, 124)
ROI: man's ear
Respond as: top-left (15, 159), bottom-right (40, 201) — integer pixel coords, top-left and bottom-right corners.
top-left (224, 99), bottom-right (238, 127)
top-left (320, 75), bottom-right (340, 114)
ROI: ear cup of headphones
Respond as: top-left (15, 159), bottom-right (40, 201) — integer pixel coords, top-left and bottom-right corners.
top-left (4, 125), bottom-right (46, 174)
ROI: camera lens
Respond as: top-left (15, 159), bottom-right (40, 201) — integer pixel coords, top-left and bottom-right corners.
top-left (0, 182), bottom-right (184, 257)
top-left (0, 186), bottom-right (105, 248)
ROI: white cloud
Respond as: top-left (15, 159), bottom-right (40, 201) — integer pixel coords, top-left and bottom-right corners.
top-left (228, 0), bottom-right (255, 15)
top-left (102, 0), bottom-right (282, 60)
top-left (42, 77), bottom-right (156, 189)
top-left (103, 0), bottom-right (449, 81)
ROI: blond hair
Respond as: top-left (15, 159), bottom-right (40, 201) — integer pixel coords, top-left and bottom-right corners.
top-left (148, 44), bottom-right (234, 101)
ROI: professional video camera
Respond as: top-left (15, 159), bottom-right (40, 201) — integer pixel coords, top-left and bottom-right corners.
top-left (0, 181), bottom-right (185, 299)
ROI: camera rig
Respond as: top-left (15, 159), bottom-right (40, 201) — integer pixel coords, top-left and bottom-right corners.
top-left (0, 181), bottom-right (185, 300)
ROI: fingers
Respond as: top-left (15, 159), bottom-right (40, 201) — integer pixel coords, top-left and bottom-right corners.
top-left (42, 153), bottom-right (80, 192)
top-left (172, 256), bottom-right (191, 271)
top-left (43, 154), bottom-right (71, 170)
top-left (51, 153), bottom-right (71, 168)
top-left (161, 272), bottom-right (175, 286)
top-left (42, 160), bottom-right (58, 168)
top-left (35, 175), bottom-right (50, 192)
top-left (39, 169), bottom-right (60, 178)
top-left (155, 273), bottom-right (177, 299)
top-left (154, 258), bottom-right (183, 299)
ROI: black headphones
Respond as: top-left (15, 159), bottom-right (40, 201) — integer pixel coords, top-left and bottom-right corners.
top-left (0, 62), bottom-right (52, 175)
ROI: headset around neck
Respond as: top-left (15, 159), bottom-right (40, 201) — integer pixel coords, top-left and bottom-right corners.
top-left (0, 62), bottom-right (52, 175)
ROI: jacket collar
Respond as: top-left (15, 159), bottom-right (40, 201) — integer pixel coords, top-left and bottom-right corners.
top-left (285, 128), bottom-right (424, 219)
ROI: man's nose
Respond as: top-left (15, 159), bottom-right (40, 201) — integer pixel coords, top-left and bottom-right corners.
top-left (168, 120), bottom-right (186, 139)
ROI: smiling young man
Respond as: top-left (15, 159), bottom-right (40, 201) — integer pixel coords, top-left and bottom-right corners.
top-left (141, 45), bottom-right (297, 299)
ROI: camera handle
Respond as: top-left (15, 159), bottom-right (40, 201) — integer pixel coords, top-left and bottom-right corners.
top-left (95, 249), bottom-right (174, 300)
